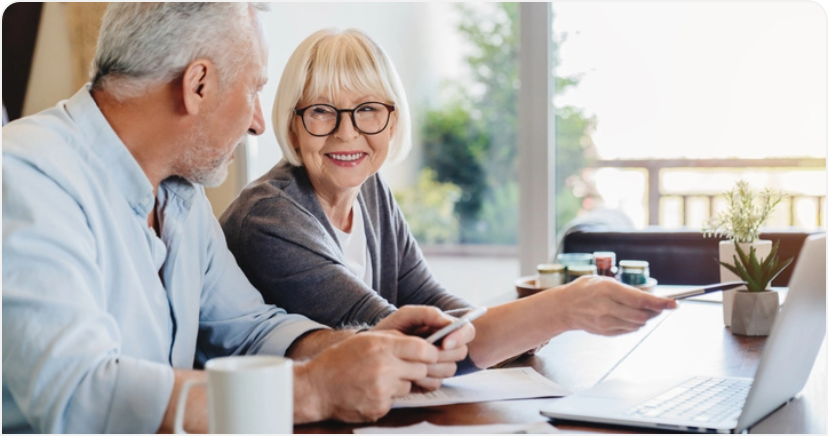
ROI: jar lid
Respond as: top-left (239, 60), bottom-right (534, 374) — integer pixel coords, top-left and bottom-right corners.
top-left (537, 263), bottom-right (565, 273)
top-left (557, 252), bottom-right (594, 265)
top-left (568, 264), bottom-right (597, 276)
top-left (619, 260), bottom-right (649, 269)
top-left (593, 251), bottom-right (616, 261)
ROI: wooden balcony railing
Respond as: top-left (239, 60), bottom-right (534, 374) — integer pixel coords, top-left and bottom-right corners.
top-left (589, 158), bottom-right (826, 227)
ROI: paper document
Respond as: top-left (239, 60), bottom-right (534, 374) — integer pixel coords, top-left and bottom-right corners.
top-left (393, 367), bottom-right (571, 408)
top-left (354, 421), bottom-right (559, 434)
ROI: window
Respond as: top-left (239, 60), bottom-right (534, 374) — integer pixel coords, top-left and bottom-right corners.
top-left (549, 2), bottom-right (826, 236)
top-left (391, 3), bottom-right (522, 304)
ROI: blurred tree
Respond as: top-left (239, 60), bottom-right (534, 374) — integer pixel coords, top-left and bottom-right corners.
top-left (403, 3), bottom-right (597, 243)
top-left (554, 104), bottom-right (597, 233)
top-left (457, 2), bottom-right (520, 189)
top-left (421, 104), bottom-right (489, 234)
top-left (394, 168), bottom-right (462, 244)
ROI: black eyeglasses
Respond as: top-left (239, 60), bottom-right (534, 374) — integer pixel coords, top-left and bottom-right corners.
top-left (294, 102), bottom-right (395, 137)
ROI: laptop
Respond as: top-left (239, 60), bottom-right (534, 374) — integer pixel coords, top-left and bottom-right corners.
top-left (540, 233), bottom-right (826, 433)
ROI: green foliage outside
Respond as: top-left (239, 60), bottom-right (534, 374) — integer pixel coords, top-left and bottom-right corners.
top-left (421, 105), bottom-right (489, 233)
top-left (397, 3), bottom-right (597, 244)
top-left (395, 168), bottom-right (462, 244)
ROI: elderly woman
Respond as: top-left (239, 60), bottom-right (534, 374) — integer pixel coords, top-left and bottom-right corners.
top-left (220, 29), bottom-right (676, 373)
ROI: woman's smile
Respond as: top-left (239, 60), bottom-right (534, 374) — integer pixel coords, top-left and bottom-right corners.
top-left (326, 151), bottom-right (367, 167)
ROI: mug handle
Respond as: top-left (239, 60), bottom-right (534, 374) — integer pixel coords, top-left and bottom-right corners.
top-left (174, 379), bottom-right (207, 434)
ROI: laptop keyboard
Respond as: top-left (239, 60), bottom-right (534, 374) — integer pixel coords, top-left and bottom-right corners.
top-left (625, 377), bottom-right (752, 424)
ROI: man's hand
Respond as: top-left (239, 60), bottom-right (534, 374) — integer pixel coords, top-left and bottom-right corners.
top-left (557, 276), bottom-right (677, 335)
top-left (373, 306), bottom-right (475, 391)
top-left (157, 369), bottom-right (208, 433)
top-left (294, 330), bottom-right (437, 423)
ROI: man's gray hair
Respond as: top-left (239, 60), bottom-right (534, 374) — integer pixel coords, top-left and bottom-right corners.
top-left (91, 2), bottom-right (268, 101)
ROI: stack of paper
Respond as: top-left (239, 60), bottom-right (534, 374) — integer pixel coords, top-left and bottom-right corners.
top-left (354, 421), bottom-right (559, 434)
top-left (393, 367), bottom-right (571, 408)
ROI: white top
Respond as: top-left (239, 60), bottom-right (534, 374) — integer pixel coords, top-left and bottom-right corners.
top-left (333, 202), bottom-right (373, 287)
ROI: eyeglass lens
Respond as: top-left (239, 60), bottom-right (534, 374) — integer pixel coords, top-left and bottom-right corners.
top-left (302, 103), bottom-right (391, 136)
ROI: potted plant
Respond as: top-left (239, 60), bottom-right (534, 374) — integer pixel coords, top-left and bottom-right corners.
top-left (702, 180), bottom-right (785, 326)
top-left (718, 241), bottom-right (793, 335)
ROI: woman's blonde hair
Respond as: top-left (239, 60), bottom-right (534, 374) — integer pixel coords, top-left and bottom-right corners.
top-left (273, 28), bottom-right (412, 166)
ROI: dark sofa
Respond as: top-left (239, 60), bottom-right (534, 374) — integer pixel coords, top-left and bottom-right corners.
top-left (561, 227), bottom-right (819, 286)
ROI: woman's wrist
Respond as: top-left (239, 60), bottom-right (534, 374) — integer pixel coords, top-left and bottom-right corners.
top-left (532, 284), bottom-right (575, 334)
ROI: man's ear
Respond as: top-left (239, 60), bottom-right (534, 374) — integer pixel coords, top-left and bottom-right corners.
top-left (181, 59), bottom-right (216, 115)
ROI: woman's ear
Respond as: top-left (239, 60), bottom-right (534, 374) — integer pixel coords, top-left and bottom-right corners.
top-left (289, 123), bottom-right (299, 150)
top-left (388, 109), bottom-right (398, 137)
top-left (289, 124), bottom-right (304, 163)
top-left (290, 114), bottom-right (308, 148)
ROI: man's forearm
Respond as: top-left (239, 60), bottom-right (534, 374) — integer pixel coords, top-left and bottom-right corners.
top-left (285, 328), bottom-right (356, 360)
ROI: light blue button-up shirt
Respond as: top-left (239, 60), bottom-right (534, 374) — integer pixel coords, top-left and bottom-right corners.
top-left (2, 87), bottom-right (327, 433)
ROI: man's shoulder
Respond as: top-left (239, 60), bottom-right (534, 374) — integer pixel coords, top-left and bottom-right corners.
top-left (3, 108), bottom-right (97, 193)
top-left (4, 105), bottom-right (82, 154)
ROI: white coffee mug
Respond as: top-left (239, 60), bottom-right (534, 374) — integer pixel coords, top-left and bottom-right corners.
top-left (174, 355), bottom-right (292, 434)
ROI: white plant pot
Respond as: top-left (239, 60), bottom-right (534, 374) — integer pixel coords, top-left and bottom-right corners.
top-left (719, 240), bottom-right (772, 327)
top-left (731, 290), bottom-right (779, 336)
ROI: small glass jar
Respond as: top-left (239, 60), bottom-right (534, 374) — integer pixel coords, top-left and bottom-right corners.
top-left (593, 251), bottom-right (617, 277)
top-left (618, 260), bottom-right (650, 286)
top-left (536, 263), bottom-right (564, 288)
top-left (566, 264), bottom-right (597, 283)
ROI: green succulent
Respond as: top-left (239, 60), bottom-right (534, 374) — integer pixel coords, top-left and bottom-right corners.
top-left (718, 241), bottom-right (793, 292)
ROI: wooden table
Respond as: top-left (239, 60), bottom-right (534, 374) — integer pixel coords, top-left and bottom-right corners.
top-left (296, 292), bottom-right (826, 434)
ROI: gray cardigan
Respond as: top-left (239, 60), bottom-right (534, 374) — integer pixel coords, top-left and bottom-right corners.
top-left (220, 161), bottom-right (473, 328)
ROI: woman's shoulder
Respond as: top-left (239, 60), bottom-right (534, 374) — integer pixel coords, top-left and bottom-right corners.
top-left (220, 161), bottom-right (318, 234)
top-left (248, 160), bottom-right (304, 195)
top-left (359, 171), bottom-right (397, 211)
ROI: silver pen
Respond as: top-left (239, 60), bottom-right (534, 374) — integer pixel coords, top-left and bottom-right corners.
top-left (664, 281), bottom-right (747, 300)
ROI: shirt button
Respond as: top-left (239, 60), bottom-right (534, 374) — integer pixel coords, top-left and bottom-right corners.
top-left (141, 196), bottom-right (151, 206)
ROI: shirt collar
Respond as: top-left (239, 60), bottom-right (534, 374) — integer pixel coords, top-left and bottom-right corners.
top-left (64, 86), bottom-right (196, 216)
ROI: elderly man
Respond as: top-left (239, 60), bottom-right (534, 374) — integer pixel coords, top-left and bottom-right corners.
top-left (2, 3), bottom-right (473, 433)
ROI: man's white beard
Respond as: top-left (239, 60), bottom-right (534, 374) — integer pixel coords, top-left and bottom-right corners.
top-left (176, 126), bottom-right (240, 188)
top-left (183, 147), bottom-right (233, 188)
